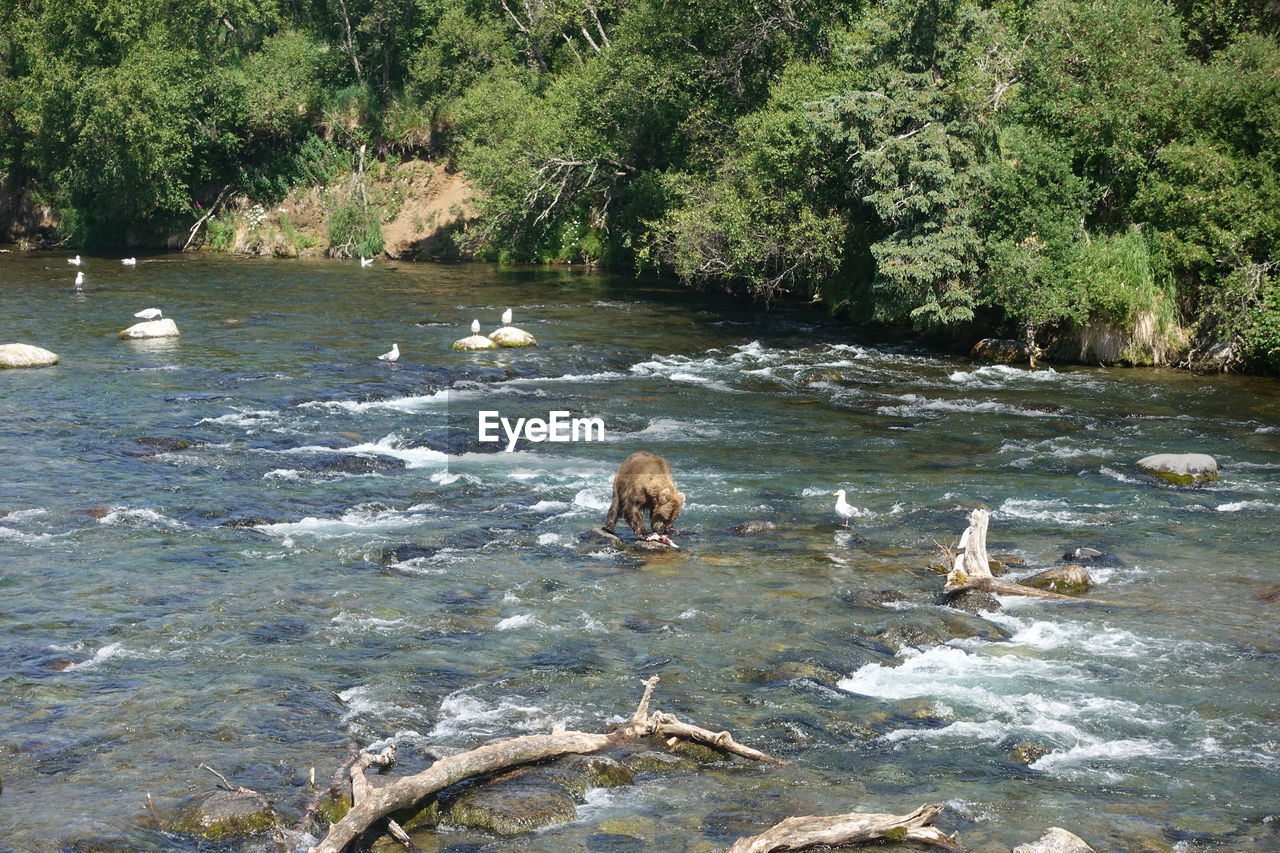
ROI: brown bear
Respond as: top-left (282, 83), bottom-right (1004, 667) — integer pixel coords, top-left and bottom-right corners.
top-left (602, 452), bottom-right (685, 542)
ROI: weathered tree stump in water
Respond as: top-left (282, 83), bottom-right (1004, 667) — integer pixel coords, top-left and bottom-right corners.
top-left (726, 803), bottom-right (965, 853)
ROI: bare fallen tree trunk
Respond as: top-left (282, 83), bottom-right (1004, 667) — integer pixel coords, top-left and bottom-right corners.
top-left (726, 803), bottom-right (968, 853)
top-left (307, 677), bottom-right (781, 853)
top-left (943, 509), bottom-right (1120, 604)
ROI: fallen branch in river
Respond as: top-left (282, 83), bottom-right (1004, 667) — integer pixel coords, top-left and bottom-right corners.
top-left (306, 676), bottom-right (782, 853)
top-left (943, 509), bottom-right (1124, 605)
top-left (726, 803), bottom-right (968, 853)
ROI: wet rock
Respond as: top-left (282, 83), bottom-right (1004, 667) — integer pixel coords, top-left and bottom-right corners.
top-left (800, 368), bottom-right (844, 384)
top-left (118, 318), bottom-right (180, 339)
top-left (971, 338), bottom-right (1034, 364)
top-left (936, 610), bottom-right (1012, 642)
top-left (1136, 452), bottom-right (1219, 486)
top-left (1063, 546), bottom-right (1105, 562)
top-left (587, 831), bottom-right (646, 851)
top-left (839, 588), bottom-right (909, 610)
top-left (756, 713), bottom-right (877, 745)
top-left (579, 528), bottom-right (625, 552)
top-left (308, 453), bottom-right (406, 474)
top-left (488, 326), bottom-right (537, 347)
top-left (1013, 827), bottom-right (1096, 853)
top-left (1022, 565), bottom-right (1094, 594)
top-left (125, 436), bottom-right (192, 456)
top-left (942, 587), bottom-right (1001, 614)
top-left (618, 748), bottom-right (698, 774)
top-left (248, 618), bottom-right (311, 643)
top-left (78, 504), bottom-right (115, 519)
top-left (757, 661), bottom-right (844, 686)
top-left (1255, 584), bottom-right (1280, 603)
top-left (629, 539), bottom-right (679, 554)
top-left (219, 515), bottom-right (283, 528)
top-left (1006, 740), bottom-right (1053, 765)
top-left (0, 342), bottom-right (59, 368)
top-left (668, 739), bottom-right (731, 763)
top-left (731, 520), bottom-right (778, 534)
top-left (453, 332), bottom-right (497, 350)
top-left (170, 790), bottom-right (279, 841)
top-left (538, 754), bottom-right (633, 796)
top-left (870, 622), bottom-right (944, 653)
top-left (378, 543), bottom-right (439, 565)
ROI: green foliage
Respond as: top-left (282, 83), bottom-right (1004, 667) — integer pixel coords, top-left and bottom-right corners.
top-left (240, 31), bottom-right (333, 139)
top-left (328, 198), bottom-right (384, 257)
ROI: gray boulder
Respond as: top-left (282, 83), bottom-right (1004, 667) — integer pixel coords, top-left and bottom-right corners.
top-left (171, 790), bottom-right (279, 841)
top-left (1021, 565), bottom-right (1094, 595)
top-left (0, 342), bottom-right (59, 368)
top-left (1136, 452), bottom-right (1219, 486)
top-left (732, 520), bottom-right (778, 534)
top-left (1013, 827), bottom-right (1095, 853)
top-left (118, 318), bottom-right (180, 339)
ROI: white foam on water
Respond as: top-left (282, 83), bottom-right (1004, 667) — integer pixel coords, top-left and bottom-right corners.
top-left (257, 505), bottom-right (433, 539)
top-left (877, 394), bottom-right (1058, 419)
top-left (0, 525), bottom-right (56, 543)
top-left (1216, 500), bottom-right (1279, 512)
top-left (1098, 466), bottom-right (1143, 484)
top-left (428, 690), bottom-right (570, 740)
top-left (530, 500), bottom-right (572, 513)
top-left (995, 498), bottom-right (1114, 526)
top-left (280, 433), bottom-right (447, 468)
top-left (628, 417), bottom-right (722, 440)
top-left (948, 364), bottom-right (1061, 387)
top-left (264, 468), bottom-right (304, 480)
top-left (329, 611), bottom-right (407, 635)
top-left (97, 507), bottom-right (187, 529)
top-left (495, 613), bottom-right (541, 631)
top-left (572, 488), bottom-right (611, 512)
top-left (196, 409), bottom-right (281, 428)
top-left (579, 612), bottom-right (605, 632)
top-left (1030, 737), bottom-right (1186, 780)
top-left (2, 508), bottom-right (48, 521)
top-left (297, 389), bottom-right (452, 414)
top-left (64, 642), bottom-right (126, 671)
top-left (537, 532), bottom-right (566, 545)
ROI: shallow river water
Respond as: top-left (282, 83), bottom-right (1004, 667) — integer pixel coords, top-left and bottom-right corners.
top-left (1, 254), bottom-right (1278, 852)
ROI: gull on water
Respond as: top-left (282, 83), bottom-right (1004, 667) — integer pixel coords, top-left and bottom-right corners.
top-left (360, 257), bottom-right (373, 267)
top-left (833, 489), bottom-right (856, 528)
top-left (73, 271), bottom-right (84, 291)
top-left (134, 308), bottom-right (163, 320)
top-left (121, 257), bottom-right (137, 266)
top-left (68, 255), bottom-right (82, 266)
top-left (378, 343), bottom-right (400, 362)
top-left (501, 307), bottom-right (513, 326)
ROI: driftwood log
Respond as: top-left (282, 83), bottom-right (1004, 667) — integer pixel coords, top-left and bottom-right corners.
top-left (307, 677), bottom-right (782, 853)
top-left (944, 509), bottom-right (1116, 603)
top-left (726, 803), bottom-right (967, 853)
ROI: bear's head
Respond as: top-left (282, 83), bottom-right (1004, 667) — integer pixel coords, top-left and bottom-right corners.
top-left (652, 488), bottom-right (685, 534)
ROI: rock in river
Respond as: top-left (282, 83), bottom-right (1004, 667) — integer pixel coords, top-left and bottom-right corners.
top-left (1136, 452), bottom-right (1219, 486)
top-left (118, 318), bottom-right (180, 339)
top-left (170, 790), bottom-right (279, 841)
top-left (971, 338), bottom-right (1035, 364)
top-left (1021, 565), bottom-right (1094, 594)
top-left (1013, 827), bottom-right (1096, 853)
top-left (0, 342), bottom-right (59, 368)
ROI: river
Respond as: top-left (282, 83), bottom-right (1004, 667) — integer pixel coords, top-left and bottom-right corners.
top-left (1, 253), bottom-right (1277, 852)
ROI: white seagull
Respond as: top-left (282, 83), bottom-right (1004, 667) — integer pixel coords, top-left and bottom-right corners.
top-left (134, 308), bottom-right (163, 320)
top-left (73, 271), bottom-right (84, 291)
top-left (68, 255), bottom-right (82, 266)
top-left (378, 343), bottom-right (400, 362)
top-left (833, 489), bottom-right (857, 528)
top-left (471, 319), bottom-right (481, 334)
top-left (121, 257), bottom-right (137, 266)
top-left (501, 307), bottom-right (513, 327)
top-left (360, 257), bottom-right (373, 267)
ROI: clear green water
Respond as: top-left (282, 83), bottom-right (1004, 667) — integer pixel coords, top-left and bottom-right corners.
top-left (1, 254), bottom-right (1277, 852)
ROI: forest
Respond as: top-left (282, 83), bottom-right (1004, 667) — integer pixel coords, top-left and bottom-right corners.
top-left (1, 0), bottom-right (1278, 371)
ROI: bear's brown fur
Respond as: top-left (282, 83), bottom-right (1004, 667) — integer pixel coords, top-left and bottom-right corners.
top-left (602, 452), bottom-right (685, 540)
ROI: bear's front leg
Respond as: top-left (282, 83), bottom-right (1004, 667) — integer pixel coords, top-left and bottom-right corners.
top-left (624, 505), bottom-right (650, 539)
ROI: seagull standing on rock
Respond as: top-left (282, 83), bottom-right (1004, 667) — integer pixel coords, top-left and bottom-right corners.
top-left (378, 343), bottom-right (400, 362)
top-left (134, 308), bottom-right (163, 320)
top-left (833, 489), bottom-right (857, 528)
top-left (501, 308), bottom-right (513, 327)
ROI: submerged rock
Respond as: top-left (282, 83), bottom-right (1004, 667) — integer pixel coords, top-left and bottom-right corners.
top-left (971, 338), bottom-right (1035, 364)
top-left (378, 543), bottom-right (439, 565)
top-left (731, 520), bottom-right (778, 534)
top-left (942, 587), bottom-right (1001, 614)
top-left (1022, 565), bottom-right (1094, 594)
top-left (618, 748), bottom-right (698, 774)
top-left (118, 318), bottom-right (180, 339)
top-left (125, 436), bottom-right (192, 456)
top-left (171, 790), bottom-right (279, 841)
top-left (578, 528), bottom-right (625, 552)
top-left (1006, 740), bottom-right (1053, 766)
top-left (1013, 827), bottom-right (1096, 853)
top-left (489, 326), bottom-right (537, 347)
top-left (0, 342), bottom-right (59, 368)
top-left (1136, 452), bottom-right (1220, 486)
